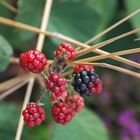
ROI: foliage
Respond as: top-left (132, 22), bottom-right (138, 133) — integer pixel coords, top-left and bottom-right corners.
top-left (0, 0), bottom-right (140, 140)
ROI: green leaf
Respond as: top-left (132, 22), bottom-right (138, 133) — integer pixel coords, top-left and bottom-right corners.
top-left (16, 0), bottom-right (45, 41)
top-left (15, 0), bottom-right (117, 52)
top-left (52, 109), bottom-right (109, 140)
top-left (0, 35), bottom-right (13, 71)
top-left (124, 0), bottom-right (140, 37)
top-left (0, 103), bottom-right (20, 140)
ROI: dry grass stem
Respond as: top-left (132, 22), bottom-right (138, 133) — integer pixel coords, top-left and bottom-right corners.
top-left (15, 0), bottom-right (53, 140)
top-left (15, 77), bottom-right (35, 140)
top-left (85, 9), bottom-right (140, 44)
top-left (134, 38), bottom-right (140, 41)
top-left (77, 28), bottom-right (140, 57)
top-left (0, 0), bottom-right (17, 13)
top-left (0, 73), bottom-right (31, 91)
top-left (0, 16), bottom-right (140, 68)
top-left (76, 48), bottom-right (140, 62)
top-left (0, 80), bottom-right (29, 101)
top-left (10, 57), bottom-right (20, 64)
top-left (0, 16), bottom-right (52, 37)
top-left (71, 61), bottom-right (140, 79)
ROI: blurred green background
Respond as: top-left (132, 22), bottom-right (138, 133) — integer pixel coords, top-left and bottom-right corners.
top-left (0, 0), bottom-right (140, 140)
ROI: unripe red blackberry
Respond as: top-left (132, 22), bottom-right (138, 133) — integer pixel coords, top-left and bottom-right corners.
top-left (74, 64), bottom-right (94, 73)
top-left (66, 94), bottom-right (84, 113)
top-left (55, 43), bottom-right (77, 61)
top-left (20, 50), bottom-right (47, 73)
top-left (22, 103), bottom-right (46, 127)
top-left (45, 74), bottom-right (67, 99)
top-left (52, 102), bottom-right (75, 125)
top-left (73, 65), bottom-right (103, 96)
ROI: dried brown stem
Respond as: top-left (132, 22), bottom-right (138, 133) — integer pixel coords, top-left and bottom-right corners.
top-left (76, 48), bottom-right (140, 62)
top-left (10, 57), bottom-right (20, 64)
top-left (0, 80), bottom-right (28, 101)
top-left (15, 0), bottom-right (53, 140)
top-left (77, 28), bottom-right (140, 57)
top-left (0, 13), bottom-right (140, 68)
top-left (0, 73), bottom-right (31, 91)
top-left (0, 0), bottom-right (17, 13)
top-left (71, 61), bottom-right (140, 79)
top-left (85, 8), bottom-right (140, 44)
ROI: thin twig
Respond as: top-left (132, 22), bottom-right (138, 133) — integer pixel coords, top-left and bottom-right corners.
top-left (134, 38), bottom-right (140, 41)
top-left (0, 80), bottom-right (29, 101)
top-left (10, 57), bottom-right (20, 64)
top-left (0, 73), bottom-right (31, 91)
top-left (71, 61), bottom-right (140, 79)
top-left (76, 28), bottom-right (140, 57)
top-left (15, 0), bottom-right (53, 140)
top-left (85, 8), bottom-right (140, 44)
top-left (0, 0), bottom-right (17, 13)
top-left (76, 48), bottom-right (140, 62)
top-left (0, 17), bottom-right (140, 68)
top-left (15, 77), bottom-right (35, 140)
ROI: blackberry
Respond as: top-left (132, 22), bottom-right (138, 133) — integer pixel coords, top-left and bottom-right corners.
top-left (73, 69), bottom-right (103, 96)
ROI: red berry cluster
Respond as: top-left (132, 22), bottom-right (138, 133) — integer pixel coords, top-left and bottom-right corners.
top-left (52, 94), bottom-right (84, 125)
top-left (20, 50), bottom-right (47, 73)
top-left (22, 103), bottom-right (46, 127)
top-left (20, 43), bottom-right (103, 127)
top-left (46, 73), bottom-right (67, 101)
top-left (55, 43), bottom-right (77, 61)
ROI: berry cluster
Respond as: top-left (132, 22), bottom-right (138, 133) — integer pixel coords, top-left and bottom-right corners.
top-left (22, 103), bottom-right (46, 127)
top-left (73, 65), bottom-right (103, 96)
top-left (20, 43), bottom-right (103, 127)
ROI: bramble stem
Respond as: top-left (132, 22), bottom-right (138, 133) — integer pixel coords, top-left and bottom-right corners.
top-left (76, 48), bottom-right (140, 62)
top-left (10, 57), bottom-right (20, 64)
top-left (0, 0), bottom-right (17, 13)
top-left (76, 28), bottom-right (140, 57)
top-left (71, 61), bottom-right (140, 79)
top-left (0, 80), bottom-right (29, 101)
top-left (1, 16), bottom-right (140, 69)
top-left (15, 0), bottom-right (53, 140)
top-left (0, 73), bottom-right (32, 91)
top-left (85, 8), bottom-right (140, 44)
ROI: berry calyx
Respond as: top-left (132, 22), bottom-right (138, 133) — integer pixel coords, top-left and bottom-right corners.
top-left (22, 103), bottom-right (46, 127)
top-left (73, 65), bottom-right (103, 96)
top-left (74, 64), bottom-right (94, 73)
top-left (20, 50), bottom-right (47, 73)
top-left (52, 102), bottom-right (75, 125)
top-left (55, 43), bottom-right (77, 61)
top-left (66, 94), bottom-right (84, 113)
top-left (45, 73), bottom-right (67, 99)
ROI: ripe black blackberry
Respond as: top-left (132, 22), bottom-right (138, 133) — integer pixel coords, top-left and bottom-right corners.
top-left (73, 69), bottom-right (103, 96)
